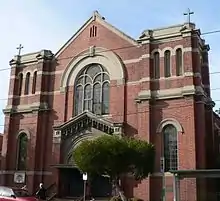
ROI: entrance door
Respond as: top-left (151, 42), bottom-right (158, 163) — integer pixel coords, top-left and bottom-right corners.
top-left (60, 168), bottom-right (84, 197)
top-left (90, 175), bottom-right (112, 198)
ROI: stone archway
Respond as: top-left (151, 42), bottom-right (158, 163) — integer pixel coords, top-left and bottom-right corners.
top-left (52, 111), bottom-right (123, 198)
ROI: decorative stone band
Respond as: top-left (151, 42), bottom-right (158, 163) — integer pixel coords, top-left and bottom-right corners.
top-left (135, 85), bottom-right (205, 102)
top-left (3, 102), bottom-right (50, 114)
top-left (8, 71), bottom-right (203, 98)
top-left (0, 170), bottom-right (52, 176)
top-left (9, 50), bottom-right (54, 66)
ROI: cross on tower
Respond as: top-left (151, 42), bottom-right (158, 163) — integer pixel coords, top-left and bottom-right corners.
top-left (16, 44), bottom-right (23, 56)
top-left (183, 8), bottom-right (194, 23)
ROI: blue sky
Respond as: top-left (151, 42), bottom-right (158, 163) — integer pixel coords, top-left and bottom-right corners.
top-left (0, 0), bottom-right (219, 133)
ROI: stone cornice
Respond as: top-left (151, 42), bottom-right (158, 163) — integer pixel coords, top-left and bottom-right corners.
top-left (9, 50), bottom-right (54, 66)
top-left (3, 102), bottom-right (50, 114)
top-left (138, 23), bottom-right (198, 43)
top-left (53, 111), bottom-right (123, 140)
top-left (135, 85), bottom-right (204, 103)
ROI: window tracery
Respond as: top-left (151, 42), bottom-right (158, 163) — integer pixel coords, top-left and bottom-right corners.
top-left (74, 64), bottom-right (110, 116)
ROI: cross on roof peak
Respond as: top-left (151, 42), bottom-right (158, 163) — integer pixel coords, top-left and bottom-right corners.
top-left (16, 44), bottom-right (23, 56)
top-left (183, 8), bottom-right (194, 23)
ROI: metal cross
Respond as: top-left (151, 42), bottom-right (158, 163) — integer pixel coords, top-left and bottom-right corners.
top-left (183, 8), bottom-right (194, 23)
top-left (16, 44), bottom-right (23, 56)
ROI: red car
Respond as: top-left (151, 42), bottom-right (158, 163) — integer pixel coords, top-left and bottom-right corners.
top-left (0, 186), bottom-right (38, 201)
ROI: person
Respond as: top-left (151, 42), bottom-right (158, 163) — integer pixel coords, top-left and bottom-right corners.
top-left (36, 183), bottom-right (46, 200)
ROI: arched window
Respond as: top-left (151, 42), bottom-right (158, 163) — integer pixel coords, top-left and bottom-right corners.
top-left (163, 124), bottom-right (178, 172)
top-left (32, 71), bottom-right (37, 94)
top-left (16, 133), bottom-right (28, 170)
top-left (24, 72), bottom-right (30, 95)
top-left (153, 52), bottom-right (160, 79)
top-left (74, 63), bottom-right (110, 116)
top-left (164, 50), bottom-right (171, 77)
top-left (18, 73), bottom-right (23, 96)
top-left (176, 48), bottom-right (183, 76)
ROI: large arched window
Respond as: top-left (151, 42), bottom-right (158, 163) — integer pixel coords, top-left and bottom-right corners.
top-left (164, 50), bottom-right (171, 77)
top-left (16, 133), bottom-right (28, 170)
top-left (176, 48), bottom-right (183, 76)
top-left (153, 52), bottom-right (160, 79)
top-left (74, 64), bottom-right (110, 116)
top-left (18, 73), bottom-right (23, 96)
top-left (163, 124), bottom-right (178, 172)
top-left (32, 71), bottom-right (37, 94)
top-left (24, 72), bottom-right (30, 95)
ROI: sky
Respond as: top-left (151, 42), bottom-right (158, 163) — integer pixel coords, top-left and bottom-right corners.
top-left (0, 0), bottom-right (219, 133)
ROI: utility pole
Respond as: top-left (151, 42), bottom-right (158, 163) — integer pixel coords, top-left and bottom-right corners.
top-left (160, 157), bottom-right (166, 201)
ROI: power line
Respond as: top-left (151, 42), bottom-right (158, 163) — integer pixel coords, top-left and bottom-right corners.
top-left (0, 85), bottom-right (219, 102)
top-left (0, 101), bottom-right (216, 127)
top-left (201, 30), bottom-right (220, 36)
top-left (0, 27), bottom-right (219, 74)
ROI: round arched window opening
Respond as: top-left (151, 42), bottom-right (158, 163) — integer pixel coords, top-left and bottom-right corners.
top-left (74, 63), bottom-right (110, 116)
top-left (16, 132), bottom-right (28, 170)
top-left (163, 124), bottom-right (178, 172)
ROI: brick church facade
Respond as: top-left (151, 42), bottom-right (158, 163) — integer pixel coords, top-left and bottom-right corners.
top-left (1, 11), bottom-right (220, 201)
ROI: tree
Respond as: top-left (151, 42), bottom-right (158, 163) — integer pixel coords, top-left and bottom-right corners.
top-left (73, 135), bottom-right (155, 200)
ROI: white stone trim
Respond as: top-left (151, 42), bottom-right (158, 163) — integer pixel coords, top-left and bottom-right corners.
top-left (161, 47), bottom-right (173, 55)
top-left (17, 130), bottom-right (31, 140)
top-left (9, 45), bottom-right (198, 79)
top-left (60, 47), bottom-right (125, 89)
top-left (151, 48), bottom-right (162, 58)
top-left (8, 91), bottom-right (61, 98)
top-left (156, 118), bottom-right (184, 133)
top-left (10, 70), bottom-right (63, 79)
top-left (0, 171), bottom-right (52, 175)
top-left (7, 72), bottom-right (202, 97)
top-left (137, 85), bottom-right (204, 100)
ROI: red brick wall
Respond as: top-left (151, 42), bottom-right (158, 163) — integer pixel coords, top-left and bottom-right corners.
top-left (1, 19), bottom-right (214, 201)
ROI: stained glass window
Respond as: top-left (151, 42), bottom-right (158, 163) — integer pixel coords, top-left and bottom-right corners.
top-left (164, 50), bottom-right (171, 78)
top-left (176, 48), bottom-right (183, 76)
top-left (163, 124), bottom-right (178, 171)
top-left (74, 64), bottom-right (110, 116)
top-left (17, 133), bottom-right (28, 170)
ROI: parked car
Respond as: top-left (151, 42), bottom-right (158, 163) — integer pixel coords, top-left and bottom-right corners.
top-left (0, 186), bottom-right (38, 201)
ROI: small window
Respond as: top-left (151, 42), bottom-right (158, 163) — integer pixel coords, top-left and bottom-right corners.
top-left (176, 48), bottom-right (183, 76)
top-left (24, 72), bottom-right (30, 95)
top-left (18, 73), bottom-right (23, 96)
top-left (164, 50), bottom-right (171, 78)
top-left (90, 25), bottom-right (97, 37)
top-left (153, 52), bottom-right (160, 79)
top-left (32, 71), bottom-right (37, 94)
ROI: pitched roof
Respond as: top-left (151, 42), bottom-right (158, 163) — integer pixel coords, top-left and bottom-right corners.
top-left (55, 11), bottom-right (138, 57)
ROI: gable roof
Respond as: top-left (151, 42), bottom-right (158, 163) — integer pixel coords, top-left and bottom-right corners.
top-left (55, 11), bottom-right (139, 57)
